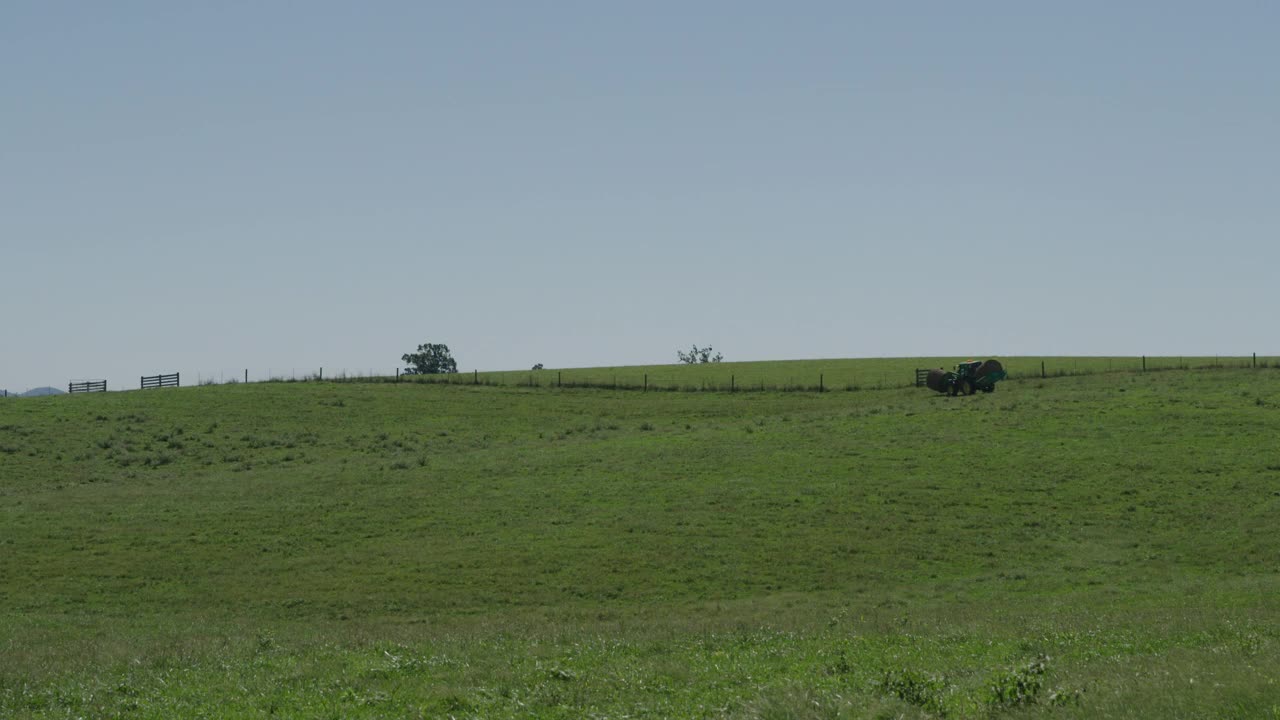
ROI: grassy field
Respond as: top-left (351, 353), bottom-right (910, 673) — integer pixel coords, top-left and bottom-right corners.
top-left (2, 363), bottom-right (1279, 717)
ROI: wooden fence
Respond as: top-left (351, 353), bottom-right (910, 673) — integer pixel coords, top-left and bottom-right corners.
top-left (141, 372), bottom-right (180, 390)
top-left (68, 380), bottom-right (107, 394)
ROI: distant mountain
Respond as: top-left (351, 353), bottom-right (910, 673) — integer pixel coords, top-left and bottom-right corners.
top-left (21, 387), bottom-right (66, 397)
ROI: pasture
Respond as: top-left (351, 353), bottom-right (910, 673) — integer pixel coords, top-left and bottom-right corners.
top-left (2, 362), bottom-right (1279, 717)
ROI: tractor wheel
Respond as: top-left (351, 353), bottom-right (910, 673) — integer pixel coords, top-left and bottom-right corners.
top-left (958, 379), bottom-right (973, 396)
top-left (981, 384), bottom-right (995, 393)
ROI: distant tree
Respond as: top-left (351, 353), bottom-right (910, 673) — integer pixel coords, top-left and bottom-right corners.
top-left (677, 345), bottom-right (724, 364)
top-left (532, 363), bottom-right (544, 371)
top-left (402, 343), bottom-right (458, 375)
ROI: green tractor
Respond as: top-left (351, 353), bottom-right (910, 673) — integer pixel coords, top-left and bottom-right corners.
top-left (923, 359), bottom-right (1006, 396)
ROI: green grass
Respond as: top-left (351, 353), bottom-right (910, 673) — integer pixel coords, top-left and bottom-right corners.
top-left (3, 364), bottom-right (1280, 717)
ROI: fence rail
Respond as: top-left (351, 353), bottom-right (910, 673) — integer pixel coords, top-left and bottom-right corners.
top-left (141, 372), bottom-right (180, 390)
top-left (68, 380), bottom-right (107, 394)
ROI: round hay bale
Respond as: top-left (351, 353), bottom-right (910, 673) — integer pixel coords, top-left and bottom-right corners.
top-left (926, 368), bottom-right (950, 393)
top-left (976, 359), bottom-right (1003, 378)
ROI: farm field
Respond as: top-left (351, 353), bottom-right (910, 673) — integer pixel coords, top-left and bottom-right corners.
top-left (2, 363), bottom-right (1279, 717)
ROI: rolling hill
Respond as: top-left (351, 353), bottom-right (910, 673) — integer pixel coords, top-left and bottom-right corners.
top-left (1, 362), bottom-right (1278, 717)
top-left (27, 387), bottom-right (65, 397)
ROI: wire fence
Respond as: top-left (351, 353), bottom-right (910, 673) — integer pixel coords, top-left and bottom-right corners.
top-left (12, 355), bottom-right (1275, 399)
top-left (189, 368), bottom-right (392, 386)
top-left (304, 355), bottom-right (1280, 393)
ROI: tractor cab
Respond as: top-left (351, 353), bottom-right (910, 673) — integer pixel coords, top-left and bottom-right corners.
top-left (956, 360), bottom-right (983, 378)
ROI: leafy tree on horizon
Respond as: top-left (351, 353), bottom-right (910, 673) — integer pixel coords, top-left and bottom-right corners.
top-left (402, 343), bottom-right (458, 375)
top-left (677, 345), bottom-right (723, 364)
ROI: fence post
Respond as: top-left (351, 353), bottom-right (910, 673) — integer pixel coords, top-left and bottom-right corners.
top-left (1041, 361), bottom-right (1045, 379)
top-left (558, 371), bottom-right (562, 388)
top-left (1254, 353), bottom-right (1257, 368)
top-left (474, 369), bottom-right (478, 385)
top-left (644, 374), bottom-right (648, 392)
top-left (819, 373), bottom-right (824, 392)
top-left (320, 367), bottom-right (323, 381)
top-left (1142, 356), bottom-right (1146, 372)
top-left (731, 375), bottom-right (735, 392)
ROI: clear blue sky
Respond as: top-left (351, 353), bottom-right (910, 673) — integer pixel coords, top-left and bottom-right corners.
top-left (4, 2), bottom-right (1277, 392)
